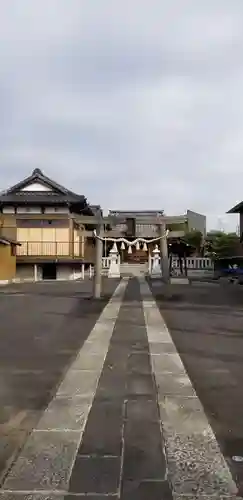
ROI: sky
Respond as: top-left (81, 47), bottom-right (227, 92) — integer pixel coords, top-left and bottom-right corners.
top-left (0, 1), bottom-right (243, 231)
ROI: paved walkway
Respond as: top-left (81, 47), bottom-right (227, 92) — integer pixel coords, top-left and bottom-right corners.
top-left (0, 278), bottom-right (240, 499)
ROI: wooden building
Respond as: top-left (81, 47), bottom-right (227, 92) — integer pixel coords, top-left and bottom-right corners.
top-left (0, 215), bottom-right (20, 283)
top-left (0, 168), bottom-right (98, 281)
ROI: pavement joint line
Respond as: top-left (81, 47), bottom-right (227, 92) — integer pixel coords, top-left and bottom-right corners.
top-left (0, 490), bottom-right (67, 494)
top-left (117, 400), bottom-right (126, 499)
top-left (1, 278), bottom-right (128, 494)
top-left (140, 277), bottom-right (241, 499)
top-left (0, 491), bottom-right (117, 494)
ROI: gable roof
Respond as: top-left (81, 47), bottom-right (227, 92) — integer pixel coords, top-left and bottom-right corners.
top-left (5, 168), bottom-right (79, 196)
top-left (0, 168), bottom-right (94, 212)
top-left (227, 201), bottom-right (243, 213)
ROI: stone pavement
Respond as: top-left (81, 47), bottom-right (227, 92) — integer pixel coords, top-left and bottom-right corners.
top-left (0, 278), bottom-right (241, 499)
top-left (151, 279), bottom-right (243, 498)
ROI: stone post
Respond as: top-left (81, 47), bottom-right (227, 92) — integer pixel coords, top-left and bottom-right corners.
top-left (34, 264), bottom-right (38, 282)
top-left (81, 263), bottom-right (85, 280)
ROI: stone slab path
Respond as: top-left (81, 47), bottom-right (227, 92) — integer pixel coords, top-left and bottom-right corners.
top-left (0, 278), bottom-right (240, 499)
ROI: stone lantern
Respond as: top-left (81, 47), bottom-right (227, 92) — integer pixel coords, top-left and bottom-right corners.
top-left (151, 244), bottom-right (162, 277)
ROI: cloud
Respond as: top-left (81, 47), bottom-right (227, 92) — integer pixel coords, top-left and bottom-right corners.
top-left (0, 1), bottom-right (243, 231)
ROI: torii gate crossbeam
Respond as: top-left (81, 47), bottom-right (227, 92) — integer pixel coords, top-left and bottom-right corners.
top-left (73, 214), bottom-right (171, 298)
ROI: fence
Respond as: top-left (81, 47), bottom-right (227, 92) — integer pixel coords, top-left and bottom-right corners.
top-left (148, 256), bottom-right (214, 276)
top-left (171, 257), bottom-right (213, 270)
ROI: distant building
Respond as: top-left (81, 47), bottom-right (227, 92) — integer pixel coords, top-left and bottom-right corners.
top-left (227, 201), bottom-right (243, 239)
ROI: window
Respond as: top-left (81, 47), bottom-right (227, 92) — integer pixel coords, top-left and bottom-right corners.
top-left (2, 207), bottom-right (15, 214)
top-left (16, 206), bottom-right (42, 214)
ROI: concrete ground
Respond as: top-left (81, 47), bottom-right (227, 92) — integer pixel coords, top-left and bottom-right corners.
top-left (0, 277), bottom-right (242, 499)
top-left (0, 279), bottom-right (119, 486)
top-left (150, 279), bottom-right (243, 497)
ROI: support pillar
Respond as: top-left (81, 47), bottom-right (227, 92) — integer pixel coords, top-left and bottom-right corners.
top-left (81, 263), bottom-right (85, 280)
top-left (34, 264), bottom-right (38, 282)
top-left (93, 221), bottom-right (103, 298)
top-left (159, 221), bottom-right (170, 284)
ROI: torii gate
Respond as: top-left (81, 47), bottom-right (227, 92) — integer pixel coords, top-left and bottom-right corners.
top-left (73, 214), bottom-right (179, 298)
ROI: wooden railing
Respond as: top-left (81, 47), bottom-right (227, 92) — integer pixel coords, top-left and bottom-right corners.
top-left (17, 241), bottom-right (82, 257)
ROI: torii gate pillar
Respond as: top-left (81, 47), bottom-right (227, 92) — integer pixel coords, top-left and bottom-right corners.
top-left (159, 222), bottom-right (170, 284)
top-left (93, 222), bottom-right (103, 299)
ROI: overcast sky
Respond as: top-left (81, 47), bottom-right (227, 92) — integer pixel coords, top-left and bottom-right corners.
top-left (1, 1), bottom-right (243, 230)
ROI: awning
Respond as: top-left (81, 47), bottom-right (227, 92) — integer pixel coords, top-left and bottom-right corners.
top-left (0, 237), bottom-right (21, 246)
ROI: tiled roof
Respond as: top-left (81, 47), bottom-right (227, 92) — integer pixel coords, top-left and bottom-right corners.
top-left (0, 168), bottom-right (94, 210)
top-left (0, 169), bottom-right (100, 215)
top-left (0, 192), bottom-right (85, 205)
top-left (109, 210), bottom-right (164, 217)
top-left (5, 168), bottom-right (80, 196)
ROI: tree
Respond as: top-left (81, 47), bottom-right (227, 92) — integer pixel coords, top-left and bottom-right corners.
top-left (183, 230), bottom-right (203, 254)
top-left (204, 231), bottom-right (240, 259)
top-left (168, 239), bottom-right (195, 275)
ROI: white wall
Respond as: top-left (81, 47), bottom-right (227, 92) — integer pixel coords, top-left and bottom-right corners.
top-left (16, 207), bottom-right (42, 214)
top-left (2, 207), bottom-right (15, 214)
top-left (15, 264), bottom-right (34, 281)
top-left (21, 182), bottom-right (52, 191)
top-left (56, 265), bottom-right (73, 280)
top-left (44, 207), bottom-right (70, 214)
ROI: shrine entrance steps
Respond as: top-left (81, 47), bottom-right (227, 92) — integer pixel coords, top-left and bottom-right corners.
top-left (120, 262), bottom-right (148, 277)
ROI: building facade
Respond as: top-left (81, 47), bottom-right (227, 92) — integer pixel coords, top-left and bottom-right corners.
top-left (0, 169), bottom-right (207, 280)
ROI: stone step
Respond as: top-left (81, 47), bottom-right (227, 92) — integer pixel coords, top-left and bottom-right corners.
top-left (120, 263), bottom-right (148, 277)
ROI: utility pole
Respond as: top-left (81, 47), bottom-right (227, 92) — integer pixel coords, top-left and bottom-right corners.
top-left (159, 220), bottom-right (170, 284)
top-left (93, 219), bottom-right (103, 299)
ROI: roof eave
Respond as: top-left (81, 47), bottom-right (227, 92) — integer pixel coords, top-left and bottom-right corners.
top-left (227, 202), bottom-right (243, 213)
top-left (0, 195), bottom-right (87, 205)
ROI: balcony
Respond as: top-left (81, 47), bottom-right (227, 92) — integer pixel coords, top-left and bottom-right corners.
top-left (16, 241), bottom-right (84, 260)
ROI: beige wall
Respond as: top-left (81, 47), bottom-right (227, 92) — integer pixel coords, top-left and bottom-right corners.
top-left (0, 245), bottom-right (16, 281)
top-left (73, 228), bottom-right (84, 257)
top-left (83, 238), bottom-right (95, 262)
